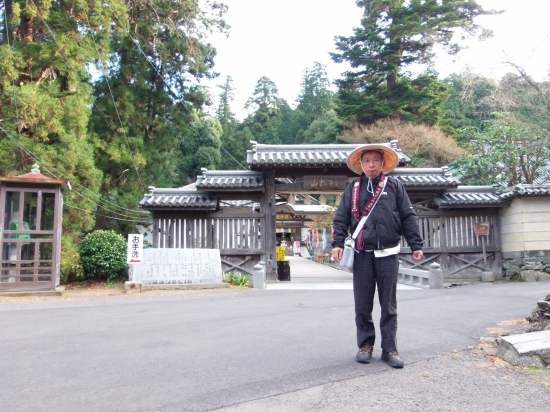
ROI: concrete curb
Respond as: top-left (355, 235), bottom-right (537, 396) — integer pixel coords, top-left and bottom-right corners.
top-left (141, 283), bottom-right (230, 291)
top-left (496, 330), bottom-right (550, 367)
top-left (0, 286), bottom-right (65, 298)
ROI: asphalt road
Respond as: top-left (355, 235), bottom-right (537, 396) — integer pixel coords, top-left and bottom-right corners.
top-left (1, 281), bottom-right (549, 412)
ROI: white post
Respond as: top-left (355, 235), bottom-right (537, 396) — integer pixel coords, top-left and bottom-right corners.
top-left (253, 260), bottom-right (265, 289)
top-left (429, 262), bottom-right (443, 289)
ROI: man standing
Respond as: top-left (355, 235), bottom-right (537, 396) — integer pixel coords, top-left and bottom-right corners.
top-left (332, 144), bottom-right (423, 368)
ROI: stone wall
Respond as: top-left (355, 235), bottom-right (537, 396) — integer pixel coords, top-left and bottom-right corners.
top-left (502, 250), bottom-right (550, 281)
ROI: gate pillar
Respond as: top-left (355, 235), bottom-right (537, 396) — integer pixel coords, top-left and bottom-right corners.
top-left (261, 169), bottom-right (277, 281)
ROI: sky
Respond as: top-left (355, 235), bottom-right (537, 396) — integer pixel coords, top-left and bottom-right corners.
top-left (201, 0), bottom-right (550, 120)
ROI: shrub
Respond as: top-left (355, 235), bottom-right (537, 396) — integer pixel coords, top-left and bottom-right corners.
top-left (223, 271), bottom-right (249, 287)
top-left (339, 118), bottom-right (464, 167)
top-left (79, 230), bottom-right (129, 281)
top-left (60, 234), bottom-right (82, 283)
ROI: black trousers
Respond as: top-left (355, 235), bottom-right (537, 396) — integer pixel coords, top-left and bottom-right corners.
top-left (353, 251), bottom-right (399, 352)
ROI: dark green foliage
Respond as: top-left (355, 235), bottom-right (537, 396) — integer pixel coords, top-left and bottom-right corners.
top-left (450, 121), bottom-right (550, 186)
top-left (331, 0), bottom-right (493, 124)
top-left (179, 117), bottom-right (223, 180)
top-left (243, 76), bottom-right (283, 144)
top-left (302, 111), bottom-right (342, 144)
top-left (217, 76), bottom-right (237, 126)
top-left (441, 73), bottom-right (496, 138)
top-left (79, 230), bottom-right (129, 281)
top-left (0, 0), bottom-right (117, 235)
top-left (60, 234), bottom-right (82, 282)
top-left (277, 99), bottom-right (303, 144)
top-left (88, 0), bottom-right (228, 230)
top-left (296, 62), bottom-right (334, 124)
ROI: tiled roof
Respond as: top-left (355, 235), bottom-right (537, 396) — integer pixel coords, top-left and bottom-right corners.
top-left (195, 170), bottom-right (263, 189)
top-left (218, 199), bottom-right (260, 209)
top-left (389, 167), bottom-right (460, 187)
top-left (139, 188), bottom-right (217, 209)
top-left (434, 186), bottom-right (507, 206)
top-left (499, 184), bottom-right (550, 200)
top-left (247, 141), bottom-right (411, 167)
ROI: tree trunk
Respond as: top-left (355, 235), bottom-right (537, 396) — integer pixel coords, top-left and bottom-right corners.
top-left (21, 15), bottom-right (33, 43)
top-left (386, 39), bottom-right (402, 102)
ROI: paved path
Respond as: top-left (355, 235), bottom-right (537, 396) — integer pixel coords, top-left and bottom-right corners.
top-left (1, 281), bottom-right (549, 411)
top-left (267, 256), bottom-right (419, 290)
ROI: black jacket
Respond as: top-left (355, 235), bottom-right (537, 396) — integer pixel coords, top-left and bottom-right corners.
top-left (332, 174), bottom-right (423, 252)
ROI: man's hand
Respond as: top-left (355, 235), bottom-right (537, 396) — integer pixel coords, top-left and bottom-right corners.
top-left (412, 250), bottom-right (423, 261)
top-left (332, 247), bottom-right (343, 264)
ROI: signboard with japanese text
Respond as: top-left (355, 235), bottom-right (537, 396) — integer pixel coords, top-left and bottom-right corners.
top-left (303, 175), bottom-right (348, 190)
top-left (473, 222), bottom-right (490, 236)
top-left (127, 234), bottom-right (143, 264)
top-left (276, 245), bottom-right (285, 261)
top-left (130, 249), bottom-right (223, 286)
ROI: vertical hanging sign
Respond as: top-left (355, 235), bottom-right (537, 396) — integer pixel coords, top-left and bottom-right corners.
top-left (127, 234), bottom-right (143, 264)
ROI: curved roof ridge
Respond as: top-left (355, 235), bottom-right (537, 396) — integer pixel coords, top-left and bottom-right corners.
top-left (445, 185), bottom-right (497, 193)
top-left (390, 167), bottom-right (450, 175)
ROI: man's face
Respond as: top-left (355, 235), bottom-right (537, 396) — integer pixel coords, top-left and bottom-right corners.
top-left (361, 151), bottom-right (383, 179)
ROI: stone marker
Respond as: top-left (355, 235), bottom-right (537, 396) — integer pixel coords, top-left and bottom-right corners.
top-left (253, 261), bottom-right (265, 289)
top-left (124, 281), bottom-right (142, 294)
top-left (481, 270), bottom-right (495, 282)
top-left (130, 249), bottom-right (224, 289)
top-left (497, 330), bottom-right (550, 367)
top-left (429, 263), bottom-right (443, 289)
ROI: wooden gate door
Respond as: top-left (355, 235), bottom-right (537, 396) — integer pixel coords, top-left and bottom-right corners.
top-left (153, 209), bottom-right (264, 277)
top-left (399, 210), bottom-right (502, 281)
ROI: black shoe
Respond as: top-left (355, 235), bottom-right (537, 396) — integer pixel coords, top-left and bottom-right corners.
top-left (356, 343), bottom-right (374, 363)
top-left (381, 351), bottom-right (404, 368)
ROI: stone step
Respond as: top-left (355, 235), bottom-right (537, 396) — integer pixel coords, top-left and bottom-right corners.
top-left (496, 330), bottom-right (550, 367)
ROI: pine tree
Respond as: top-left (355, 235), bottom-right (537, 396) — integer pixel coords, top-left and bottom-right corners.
top-left (215, 76), bottom-right (248, 170)
top-left (331, 0), bottom-right (494, 124)
top-left (244, 76), bottom-right (282, 144)
top-left (216, 76), bottom-right (237, 126)
top-left (296, 62), bottom-right (334, 124)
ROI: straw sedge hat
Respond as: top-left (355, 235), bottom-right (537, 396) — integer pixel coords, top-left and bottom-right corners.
top-left (346, 144), bottom-right (399, 175)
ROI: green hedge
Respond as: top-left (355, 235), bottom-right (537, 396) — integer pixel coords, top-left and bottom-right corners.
top-left (79, 230), bottom-right (129, 281)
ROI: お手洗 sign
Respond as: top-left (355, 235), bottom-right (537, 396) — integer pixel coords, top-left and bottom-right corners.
top-left (127, 234), bottom-right (143, 264)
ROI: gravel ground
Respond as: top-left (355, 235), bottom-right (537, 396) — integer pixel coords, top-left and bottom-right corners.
top-left (219, 343), bottom-right (550, 412)
top-left (310, 348), bottom-right (550, 411)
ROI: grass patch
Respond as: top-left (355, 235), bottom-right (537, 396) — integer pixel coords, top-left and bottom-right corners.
top-left (223, 271), bottom-right (249, 287)
top-left (528, 366), bottom-right (550, 372)
top-left (105, 281), bottom-right (124, 290)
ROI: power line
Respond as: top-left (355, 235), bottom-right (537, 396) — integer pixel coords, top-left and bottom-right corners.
top-left (0, 125), bottom-right (149, 220)
top-left (102, 1), bottom-right (248, 171)
top-left (29, 0), bottom-right (145, 187)
top-left (1, 4), bottom-right (149, 217)
top-left (64, 203), bottom-right (143, 223)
